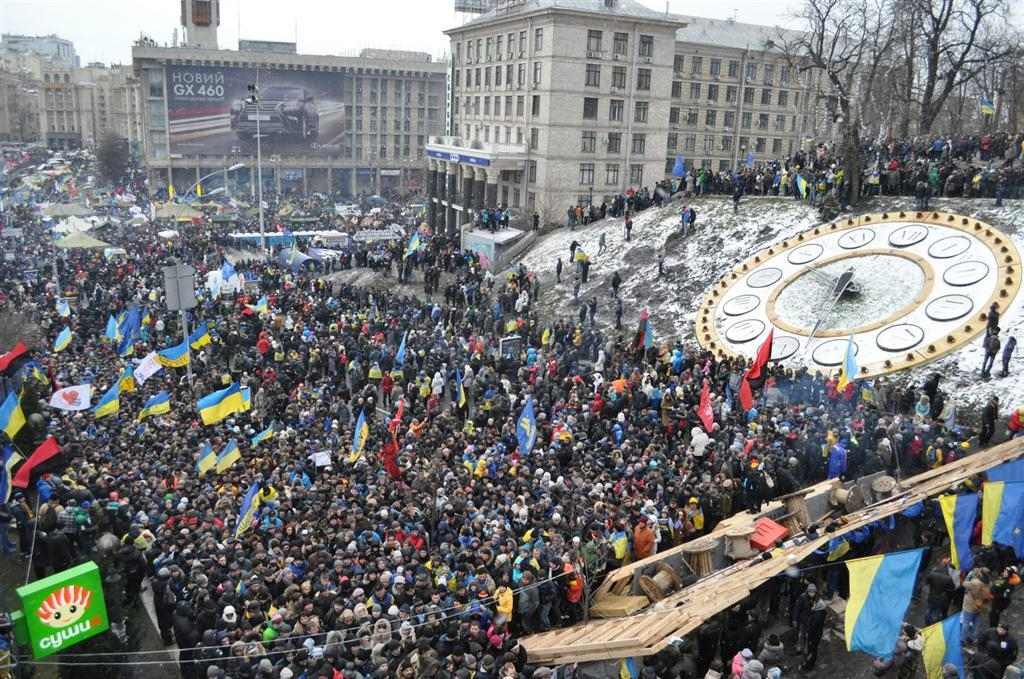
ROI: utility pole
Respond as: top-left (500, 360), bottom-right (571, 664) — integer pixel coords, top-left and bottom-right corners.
top-left (162, 258), bottom-right (197, 387)
top-left (248, 67), bottom-right (266, 253)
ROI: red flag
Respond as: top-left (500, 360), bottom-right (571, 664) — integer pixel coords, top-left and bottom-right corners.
top-left (12, 436), bottom-right (61, 488)
top-left (697, 380), bottom-right (715, 433)
top-left (745, 329), bottom-right (774, 382)
top-left (738, 376), bottom-right (754, 412)
top-left (0, 341), bottom-right (28, 373)
top-left (381, 440), bottom-right (402, 481)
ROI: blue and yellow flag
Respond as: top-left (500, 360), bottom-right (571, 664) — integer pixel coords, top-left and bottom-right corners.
top-left (845, 548), bottom-right (924, 658)
top-left (189, 321), bottom-right (212, 350)
top-left (55, 299), bottom-right (70, 318)
top-left (988, 459), bottom-right (1024, 482)
top-left (981, 481), bottom-right (1024, 557)
top-left (157, 339), bottom-right (190, 368)
top-left (117, 333), bottom-right (135, 358)
top-left (137, 391), bottom-right (171, 421)
top-left (1, 444), bottom-right (22, 503)
top-left (836, 334), bottom-right (858, 392)
top-left (404, 233), bottom-right (422, 259)
top-left (979, 95), bottom-right (995, 116)
top-left (215, 438), bottom-right (240, 473)
top-left (516, 398), bottom-right (538, 455)
top-left (920, 614), bottom-right (964, 679)
top-left (196, 441), bottom-right (216, 477)
top-left (618, 657), bottom-right (639, 679)
top-left (796, 174), bottom-right (808, 199)
top-left (456, 369), bottom-right (467, 408)
top-left (251, 426), bottom-right (274, 447)
top-left (118, 306), bottom-right (142, 342)
top-left (197, 382), bottom-right (246, 426)
top-left (246, 296), bottom-right (268, 314)
top-left (0, 392), bottom-right (26, 441)
top-left (221, 260), bottom-right (237, 281)
top-left (105, 315), bottom-right (120, 342)
top-left (235, 482), bottom-right (262, 537)
top-left (168, 183), bottom-right (176, 201)
top-left (349, 409), bottom-right (369, 462)
top-left (53, 326), bottom-right (73, 353)
top-left (939, 493), bottom-right (977, 572)
top-left (118, 364), bottom-right (136, 394)
top-left (240, 387), bottom-right (252, 413)
top-left (93, 382), bottom-right (121, 419)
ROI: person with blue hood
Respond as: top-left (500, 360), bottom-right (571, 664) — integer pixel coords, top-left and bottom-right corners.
top-left (827, 437), bottom-right (848, 479)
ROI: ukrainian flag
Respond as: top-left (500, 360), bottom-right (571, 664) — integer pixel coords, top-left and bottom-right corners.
top-left (117, 333), bottom-right (135, 358)
top-left (836, 334), bottom-right (858, 392)
top-left (0, 391), bottom-right (26, 441)
top-left (215, 438), bottom-right (240, 473)
top-left (349, 409), bottom-right (369, 462)
top-left (394, 331), bottom-right (407, 366)
top-left (105, 315), bottom-right (120, 342)
top-left (196, 441), bottom-right (216, 477)
top-left (137, 391), bottom-right (171, 421)
top-left (141, 308), bottom-right (152, 327)
top-left (939, 493), bottom-right (978, 572)
top-left (240, 387), bottom-right (252, 413)
top-left (845, 548), bottom-right (924, 657)
top-left (93, 383), bottom-right (121, 419)
top-left (920, 614), bottom-right (963, 679)
top-left (189, 321), bottom-right (212, 350)
top-left (516, 398), bottom-right (538, 455)
top-left (980, 95), bottom-right (995, 116)
top-left (988, 459), bottom-right (1024, 482)
top-left (404, 233), bottom-right (422, 259)
top-left (456, 369), bottom-right (467, 408)
top-left (246, 296), bottom-right (268, 314)
top-left (618, 658), bottom-right (639, 679)
top-left (251, 426), bottom-right (274, 447)
top-left (796, 174), bottom-right (808, 199)
top-left (118, 364), bottom-right (136, 393)
top-left (235, 482), bottom-right (262, 537)
top-left (53, 326), bottom-right (73, 353)
top-left (197, 382), bottom-right (246, 425)
top-left (1, 444), bottom-right (22, 503)
top-left (982, 481), bottom-right (1024, 557)
top-left (157, 339), bottom-right (190, 368)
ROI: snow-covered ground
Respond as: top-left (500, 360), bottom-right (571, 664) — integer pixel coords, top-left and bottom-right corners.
top-left (515, 195), bottom-right (1024, 413)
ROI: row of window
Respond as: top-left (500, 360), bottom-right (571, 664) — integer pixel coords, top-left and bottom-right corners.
top-left (579, 162), bottom-right (645, 187)
top-left (585, 30), bottom-right (655, 58)
top-left (666, 133), bottom-right (794, 156)
top-left (585, 64), bottom-right (652, 90)
top-left (452, 123), bottom-right (539, 149)
top-left (455, 94), bottom-right (541, 118)
top-left (670, 82), bottom-right (803, 109)
top-left (457, 61), bottom-right (542, 89)
top-left (455, 29), bottom-right (542, 65)
top-left (669, 108), bottom-right (802, 132)
top-left (582, 97), bottom-right (649, 123)
top-left (672, 55), bottom-right (792, 86)
top-left (580, 131), bottom-right (648, 154)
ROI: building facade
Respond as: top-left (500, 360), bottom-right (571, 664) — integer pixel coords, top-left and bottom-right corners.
top-left (427, 2), bottom-right (831, 230)
top-left (0, 50), bottom-right (42, 143)
top-left (668, 17), bottom-right (826, 174)
top-left (1, 34), bottom-right (79, 69)
top-left (133, 43), bottom-right (447, 199)
top-left (429, 0), bottom-right (683, 231)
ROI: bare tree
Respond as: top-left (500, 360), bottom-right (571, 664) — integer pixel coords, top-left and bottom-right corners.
top-left (911, 0), bottom-right (1011, 134)
top-left (782, 0), bottom-right (898, 206)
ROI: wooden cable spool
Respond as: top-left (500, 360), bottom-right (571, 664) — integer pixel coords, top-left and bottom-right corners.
top-left (681, 536), bottom-right (718, 576)
top-left (870, 475), bottom-right (898, 502)
top-left (724, 527), bottom-right (757, 560)
top-left (638, 562), bottom-right (684, 602)
top-left (782, 493), bottom-right (811, 531)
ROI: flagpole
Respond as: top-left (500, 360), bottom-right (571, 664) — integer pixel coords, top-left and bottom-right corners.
top-left (24, 491), bottom-right (40, 583)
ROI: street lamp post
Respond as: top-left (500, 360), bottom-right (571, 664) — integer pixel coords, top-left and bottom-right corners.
top-left (186, 163), bottom-right (246, 198)
top-left (247, 70), bottom-right (267, 253)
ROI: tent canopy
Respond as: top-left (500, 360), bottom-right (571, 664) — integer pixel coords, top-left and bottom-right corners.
top-left (53, 215), bottom-right (94, 235)
top-left (43, 203), bottom-right (93, 218)
top-left (154, 202), bottom-right (202, 220)
top-left (55, 231), bottom-right (110, 249)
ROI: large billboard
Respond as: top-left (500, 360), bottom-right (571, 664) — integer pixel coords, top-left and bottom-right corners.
top-left (167, 65), bottom-right (349, 157)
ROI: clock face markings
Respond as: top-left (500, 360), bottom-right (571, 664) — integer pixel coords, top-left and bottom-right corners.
top-left (889, 225), bottom-right (929, 248)
top-left (770, 335), bottom-right (800, 361)
top-left (787, 243), bottom-right (824, 265)
top-left (812, 338), bottom-right (858, 367)
top-left (724, 319), bottom-right (766, 344)
top-left (722, 294), bottom-right (761, 317)
top-left (928, 235), bottom-right (971, 259)
top-left (838, 228), bottom-right (875, 250)
top-left (746, 267), bottom-right (783, 289)
top-left (943, 260), bottom-right (990, 287)
top-left (876, 323), bottom-right (925, 352)
top-left (925, 294), bottom-right (974, 321)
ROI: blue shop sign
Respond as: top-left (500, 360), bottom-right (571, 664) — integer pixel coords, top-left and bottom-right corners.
top-left (427, 149), bottom-right (491, 167)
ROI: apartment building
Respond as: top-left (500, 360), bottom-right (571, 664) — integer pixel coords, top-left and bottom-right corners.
top-left (0, 50), bottom-right (42, 143)
top-left (427, 0), bottom-right (683, 231)
top-left (668, 17), bottom-right (824, 174)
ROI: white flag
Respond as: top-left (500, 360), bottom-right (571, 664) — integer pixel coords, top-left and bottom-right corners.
top-left (134, 351), bottom-right (163, 385)
top-left (48, 384), bottom-right (93, 411)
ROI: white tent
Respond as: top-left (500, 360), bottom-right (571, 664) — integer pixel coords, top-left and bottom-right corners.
top-left (54, 215), bottom-right (94, 234)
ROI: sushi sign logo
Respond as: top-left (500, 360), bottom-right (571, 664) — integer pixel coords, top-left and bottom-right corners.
top-left (16, 561), bottom-right (109, 658)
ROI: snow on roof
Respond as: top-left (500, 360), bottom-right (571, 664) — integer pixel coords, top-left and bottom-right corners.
top-left (453, 0), bottom-right (679, 31)
top-left (674, 16), bottom-right (805, 53)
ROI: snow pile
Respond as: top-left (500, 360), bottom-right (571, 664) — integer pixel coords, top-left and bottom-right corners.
top-left (516, 195), bottom-right (1024, 412)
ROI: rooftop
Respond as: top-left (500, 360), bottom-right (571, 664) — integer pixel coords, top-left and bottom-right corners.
top-left (450, 0), bottom-right (682, 32)
top-left (674, 16), bottom-right (805, 52)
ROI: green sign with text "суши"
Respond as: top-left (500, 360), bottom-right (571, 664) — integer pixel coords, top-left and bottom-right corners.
top-left (16, 561), bottom-right (109, 658)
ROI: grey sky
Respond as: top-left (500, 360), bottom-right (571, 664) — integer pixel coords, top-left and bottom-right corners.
top-left (1, 0), bottom-right (805, 66)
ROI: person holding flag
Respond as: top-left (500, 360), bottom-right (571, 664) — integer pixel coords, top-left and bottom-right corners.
top-left (516, 398), bottom-right (538, 455)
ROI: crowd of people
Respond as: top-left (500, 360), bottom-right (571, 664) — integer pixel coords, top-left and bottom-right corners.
top-left (0, 142), bottom-right (1021, 679)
